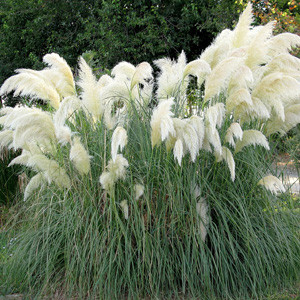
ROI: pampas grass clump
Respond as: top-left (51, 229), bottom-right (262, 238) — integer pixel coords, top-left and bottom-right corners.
top-left (0, 3), bottom-right (299, 299)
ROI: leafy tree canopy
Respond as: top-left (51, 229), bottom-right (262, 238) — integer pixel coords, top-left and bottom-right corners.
top-left (0, 0), bottom-right (240, 106)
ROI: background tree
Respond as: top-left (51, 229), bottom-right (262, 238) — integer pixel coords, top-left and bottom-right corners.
top-left (0, 0), bottom-right (240, 106)
top-left (237, 0), bottom-right (299, 34)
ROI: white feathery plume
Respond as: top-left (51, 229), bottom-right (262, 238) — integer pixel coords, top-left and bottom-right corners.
top-left (130, 70), bottom-right (154, 107)
top-left (204, 57), bottom-right (243, 101)
top-left (200, 29), bottom-right (233, 69)
top-left (26, 142), bottom-right (44, 155)
top-left (69, 136), bottom-right (91, 175)
top-left (228, 65), bottom-right (253, 94)
top-left (215, 146), bottom-right (235, 181)
top-left (120, 200), bottom-right (129, 220)
top-left (23, 173), bottom-right (45, 201)
top-left (0, 115), bottom-right (8, 127)
top-left (236, 107), bottom-right (252, 124)
top-left (26, 154), bottom-right (67, 187)
top-left (235, 130), bottom-right (269, 153)
top-left (6, 109), bottom-right (56, 151)
top-left (172, 118), bottom-right (199, 162)
top-left (103, 103), bottom-right (118, 130)
top-left (99, 80), bottom-right (130, 106)
top-left (0, 107), bottom-right (13, 116)
top-left (0, 73), bottom-right (61, 109)
top-left (196, 197), bottom-right (209, 242)
top-left (13, 123), bottom-right (55, 152)
top-left (188, 115), bottom-right (205, 149)
top-left (181, 121), bottom-right (199, 161)
top-left (0, 130), bottom-right (13, 149)
top-left (57, 100), bottom-right (70, 120)
top-left (280, 103), bottom-right (300, 134)
top-left (173, 139), bottom-right (184, 166)
top-left (226, 88), bottom-right (253, 113)
top-left (183, 59), bottom-right (211, 86)
top-left (138, 79), bottom-right (154, 107)
top-left (12, 112), bottom-right (55, 147)
top-left (43, 53), bottom-right (75, 93)
top-left (8, 109), bottom-right (53, 130)
top-left (78, 57), bottom-right (103, 121)
top-left (233, 96), bottom-right (271, 123)
top-left (8, 150), bottom-right (31, 167)
top-left (205, 103), bottom-right (225, 131)
top-left (99, 154), bottom-right (129, 191)
top-left (252, 72), bottom-right (300, 120)
top-left (55, 126), bottom-right (72, 145)
top-left (150, 99), bottom-right (175, 147)
top-left (107, 154), bottom-right (129, 179)
top-left (165, 135), bottom-right (177, 152)
top-left (103, 99), bottom-right (127, 131)
top-left (228, 47), bottom-right (248, 58)
top-left (27, 154), bottom-right (71, 188)
top-left (249, 97), bottom-right (271, 120)
top-left (13, 151), bottom-right (70, 188)
top-left (99, 172), bottom-right (113, 192)
top-left (263, 53), bottom-right (300, 77)
top-left (258, 175), bottom-right (286, 195)
top-left (97, 74), bottom-right (113, 88)
top-left (155, 51), bottom-right (187, 100)
top-left (232, 2), bottom-right (253, 48)
top-left (251, 64), bottom-right (268, 87)
top-left (134, 183), bottom-right (144, 200)
top-left (53, 96), bottom-right (81, 145)
top-left (111, 126), bottom-right (128, 162)
top-left (204, 125), bottom-right (222, 156)
top-left (225, 122), bottom-right (243, 147)
top-left (0, 107), bottom-right (56, 152)
top-left (15, 68), bottom-right (74, 98)
top-left (111, 61), bottom-right (136, 82)
top-left (267, 33), bottom-right (300, 57)
top-left (0, 106), bottom-right (34, 127)
top-left (245, 21), bottom-right (274, 69)
top-left (99, 81), bottom-right (130, 129)
top-left (130, 62), bottom-right (153, 90)
top-left (202, 133), bottom-right (212, 153)
top-left (265, 104), bottom-right (300, 136)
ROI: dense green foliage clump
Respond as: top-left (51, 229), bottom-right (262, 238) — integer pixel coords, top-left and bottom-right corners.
top-left (0, 3), bottom-right (299, 299)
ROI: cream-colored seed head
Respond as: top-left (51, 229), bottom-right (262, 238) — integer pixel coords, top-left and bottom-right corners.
top-left (155, 51), bottom-right (187, 100)
top-left (78, 57), bottom-right (103, 121)
top-left (99, 154), bottom-right (129, 192)
top-left (204, 57), bottom-right (243, 101)
top-left (183, 59), bottom-right (211, 86)
top-left (43, 53), bottom-right (75, 93)
top-left (150, 99), bottom-right (175, 147)
top-left (120, 200), bottom-right (129, 220)
top-left (0, 73), bottom-right (60, 109)
top-left (215, 146), bottom-right (235, 181)
top-left (130, 62), bottom-right (153, 90)
top-left (111, 126), bottom-right (128, 162)
top-left (232, 2), bottom-right (253, 48)
top-left (134, 184), bottom-right (144, 200)
top-left (70, 136), bottom-right (91, 175)
top-left (235, 130), bottom-right (269, 153)
top-left (24, 173), bottom-right (45, 201)
top-left (225, 122), bottom-right (243, 148)
top-left (258, 175), bottom-right (286, 195)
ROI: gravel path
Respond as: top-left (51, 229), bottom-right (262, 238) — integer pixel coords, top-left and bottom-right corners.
top-left (272, 154), bottom-right (299, 195)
